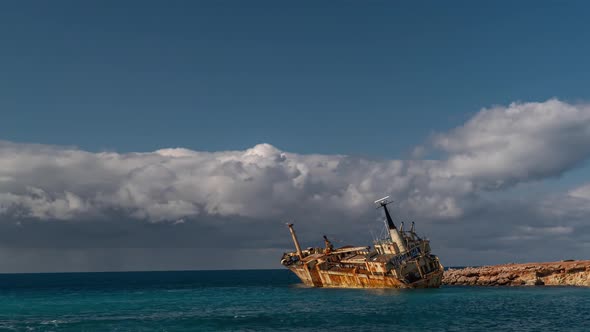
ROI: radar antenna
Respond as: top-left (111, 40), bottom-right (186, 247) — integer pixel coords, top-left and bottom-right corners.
top-left (374, 195), bottom-right (392, 207)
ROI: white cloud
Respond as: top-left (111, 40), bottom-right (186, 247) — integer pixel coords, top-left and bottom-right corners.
top-left (569, 183), bottom-right (590, 200)
top-left (0, 99), bottom-right (589, 228)
top-left (437, 99), bottom-right (590, 189)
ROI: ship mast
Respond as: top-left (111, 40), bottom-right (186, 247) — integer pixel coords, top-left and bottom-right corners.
top-left (374, 196), bottom-right (408, 253)
top-left (287, 223), bottom-right (304, 259)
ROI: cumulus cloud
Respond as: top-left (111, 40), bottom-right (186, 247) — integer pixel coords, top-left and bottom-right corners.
top-left (1, 99), bottom-right (590, 270)
top-left (0, 142), bottom-right (475, 224)
top-left (0, 141), bottom-right (448, 222)
top-left (1, 99), bottom-right (590, 226)
top-left (436, 99), bottom-right (590, 189)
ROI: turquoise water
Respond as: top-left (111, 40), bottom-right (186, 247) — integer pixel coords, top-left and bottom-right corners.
top-left (0, 270), bottom-right (588, 331)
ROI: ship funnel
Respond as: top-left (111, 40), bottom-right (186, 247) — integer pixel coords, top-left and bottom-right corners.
top-left (400, 222), bottom-right (404, 232)
top-left (287, 223), bottom-right (303, 259)
top-left (410, 221), bottom-right (415, 233)
top-left (375, 196), bottom-right (407, 253)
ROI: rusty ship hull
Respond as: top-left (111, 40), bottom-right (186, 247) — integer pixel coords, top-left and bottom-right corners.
top-left (289, 264), bottom-right (444, 289)
top-left (281, 196), bottom-right (444, 289)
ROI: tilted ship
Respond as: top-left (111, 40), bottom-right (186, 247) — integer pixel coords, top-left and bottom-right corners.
top-left (280, 196), bottom-right (444, 288)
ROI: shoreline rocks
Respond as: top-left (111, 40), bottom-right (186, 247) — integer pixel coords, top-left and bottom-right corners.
top-left (442, 260), bottom-right (590, 287)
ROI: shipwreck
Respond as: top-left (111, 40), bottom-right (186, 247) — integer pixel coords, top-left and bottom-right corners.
top-left (280, 196), bottom-right (444, 288)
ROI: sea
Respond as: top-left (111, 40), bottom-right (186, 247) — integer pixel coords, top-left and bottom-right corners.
top-left (0, 269), bottom-right (588, 331)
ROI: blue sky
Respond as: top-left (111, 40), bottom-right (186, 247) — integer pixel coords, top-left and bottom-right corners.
top-left (2, 1), bottom-right (590, 157)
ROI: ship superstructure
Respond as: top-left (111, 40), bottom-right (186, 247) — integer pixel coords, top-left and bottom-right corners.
top-left (280, 196), bottom-right (444, 288)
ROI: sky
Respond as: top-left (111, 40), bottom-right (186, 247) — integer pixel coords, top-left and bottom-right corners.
top-left (1, 1), bottom-right (590, 272)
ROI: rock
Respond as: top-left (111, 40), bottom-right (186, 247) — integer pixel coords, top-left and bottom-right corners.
top-left (443, 260), bottom-right (590, 287)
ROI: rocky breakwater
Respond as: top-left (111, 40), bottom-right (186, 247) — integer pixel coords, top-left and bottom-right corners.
top-left (443, 260), bottom-right (590, 287)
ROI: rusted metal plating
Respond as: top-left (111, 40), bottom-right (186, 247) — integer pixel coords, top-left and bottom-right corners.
top-left (280, 199), bottom-right (444, 289)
